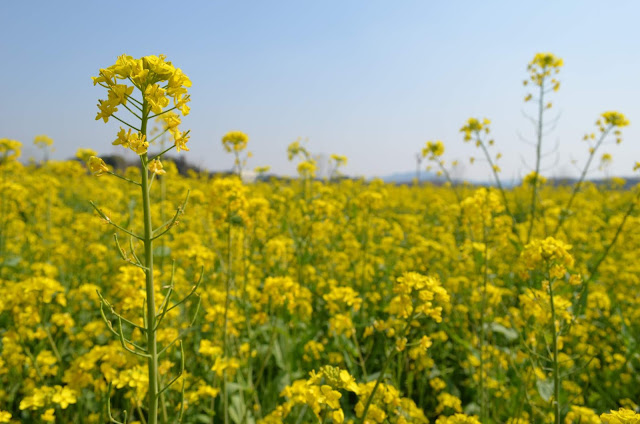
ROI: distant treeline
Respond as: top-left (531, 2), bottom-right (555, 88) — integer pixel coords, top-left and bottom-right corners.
top-left (90, 154), bottom-right (640, 188)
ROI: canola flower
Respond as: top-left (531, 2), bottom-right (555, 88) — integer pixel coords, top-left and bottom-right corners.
top-left (90, 54), bottom-right (195, 424)
top-left (222, 130), bottom-right (251, 176)
top-left (0, 51), bottom-right (639, 424)
top-left (0, 155), bottom-right (639, 422)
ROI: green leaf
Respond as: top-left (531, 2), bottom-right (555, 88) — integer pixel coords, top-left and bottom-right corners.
top-left (195, 414), bottom-right (212, 423)
top-left (486, 322), bottom-right (519, 341)
top-left (229, 393), bottom-right (245, 424)
top-left (536, 379), bottom-right (553, 402)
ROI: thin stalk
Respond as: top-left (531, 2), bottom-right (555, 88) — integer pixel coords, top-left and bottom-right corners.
top-left (548, 276), bottom-right (560, 424)
top-left (358, 320), bottom-right (412, 424)
top-left (44, 325), bottom-right (63, 364)
top-left (553, 127), bottom-right (612, 236)
top-left (140, 100), bottom-right (160, 424)
top-left (435, 160), bottom-right (462, 203)
top-left (107, 171), bottom-right (141, 186)
top-left (222, 203), bottom-right (233, 424)
top-left (111, 114), bottom-right (140, 132)
top-left (526, 78), bottom-right (546, 243)
top-left (358, 348), bottom-right (396, 424)
top-left (149, 104), bottom-right (181, 120)
top-left (352, 332), bottom-right (368, 377)
top-left (477, 139), bottom-right (523, 245)
top-left (574, 188), bottom-right (640, 317)
top-left (234, 151), bottom-right (242, 177)
top-left (150, 144), bottom-right (176, 162)
top-left (479, 232), bottom-right (489, 422)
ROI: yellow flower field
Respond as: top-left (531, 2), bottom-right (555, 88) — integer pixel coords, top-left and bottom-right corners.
top-left (0, 53), bottom-right (639, 423)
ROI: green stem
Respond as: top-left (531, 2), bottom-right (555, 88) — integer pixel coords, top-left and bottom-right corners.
top-left (149, 105), bottom-right (180, 120)
top-left (223, 204), bottom-right (233, 424)
top-left (574, 188), bottom-right (640, 317)
top-left (107, 170), bottom-right (141, 186)
top-left (150, 144), bottom-right (176, 162)
top-left (479, 231), bottom-right (489, 422)
top-left (477, 137), bottom-right (522, 245)
top-left (111, 114), bottom-right (140, 132)
top-left (358, 319), bottom-right (412, 424)
top-left (526, 78), bottom-right (546, 243)
top-left (352, 332), bottom-right (368, 377)
top-left (553, 126), bottom-right (612, 236)
top-left (358, 348), bottom-right (396, 424)
top-left (140, 101), bottom-right (159, 424)
top-left (548, 277), bottom-right (561, 424)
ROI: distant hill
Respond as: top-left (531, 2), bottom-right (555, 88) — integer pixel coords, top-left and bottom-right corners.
top-left (379, 170), bottom-right (640, 189)
top-left (78, 155), bottom-right (640, 189)
top-left (381, 171), bottom-right (438, 184)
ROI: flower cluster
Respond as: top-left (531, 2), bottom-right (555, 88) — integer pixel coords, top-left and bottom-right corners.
top-left (421, 140), bottom-right (445, 158)
top-left (524, 52), bottom-right (563, 88)
top-left (221, 131), bottom-right (249, 153)
top-left (92, 54), bottom-right (191, 155)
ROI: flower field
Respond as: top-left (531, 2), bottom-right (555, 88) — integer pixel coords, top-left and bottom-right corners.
top-left (0, 53), bottom-right (639, 423)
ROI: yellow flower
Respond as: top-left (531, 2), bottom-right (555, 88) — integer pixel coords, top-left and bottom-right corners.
top-left (435, 414), bottom-right (481, 424)
top-left (94, 54), bottom-right (192, 157)
top-left (88, 156), bottom-right (109, 176)
top-left (128, 133), bottom-right (148, 155)
top-left (601, 111), bottom-right (630, 128)
top-left (320, 385), bottom-right (341, 409)
top-left (41, 408), bottom-right (56, 422)
top-left (332, 409), bottom-right (345, 424)
top-left (527, 52), bottom-right (563, 87)
top-left (254, 165), bottom-right (271, 174)
top-left (460, 118), bottom-right (491, 142)
top-left (76, 148), bottom-right (97, 163)
top-left (112, 127), bottom-right (131, 147)
top-left (523, 171), bottom-right (547, 186)
top-left (0, 411), bottom-right (11, 423)
top-left (422, 140), bottom-right (445, 158)
top-left (0, 138), bottom-right (22, 160)
top-left (34, 134), bottom-right (54, 147)
top-left (600, 408), bottom-right (640, 423)
top-left (330, 154), bottom-right (348, 165)
top-left (144, 84), bottom-right (170, 114)
top-left (95, 99), bottom-right (118, 122)
top-left (565, 405), bottom-right (600, 424)
top-left (520, 237), bottom-right (574, 271)
top-left (222, 131), bottom-right (249, 153)
top-left (149, 159), bottom-right (166, 175)
top-left (297, 160), bottom-right (317, 178)
top-left (173, 130), bottom-right (190, 152)
top-left (51, 385), bottom-right (77, 409)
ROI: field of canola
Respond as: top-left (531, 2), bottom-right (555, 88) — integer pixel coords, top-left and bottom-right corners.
top-left (0, 53), bottom-right (639, 424)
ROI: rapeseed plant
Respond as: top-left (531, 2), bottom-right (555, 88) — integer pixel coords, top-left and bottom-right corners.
top-left (91, 54), bottom-right (195, 424)
top-left (1, 51), bottom-right (639, 424)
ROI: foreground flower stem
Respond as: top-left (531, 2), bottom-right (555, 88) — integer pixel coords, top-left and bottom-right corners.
top-left (479, 217), bottom-right (489, 423)
top-left (359, 348), bottom-right (396, 424)
top-left (547, 275), bottom-right (560, 424)
top-left (359, 318), bottom-right (412, 424)
top-left (140, 102), bottom-right (159, 424)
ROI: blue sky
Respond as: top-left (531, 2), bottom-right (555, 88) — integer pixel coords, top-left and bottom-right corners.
top-left (2, 0), bottom-right (639, 181)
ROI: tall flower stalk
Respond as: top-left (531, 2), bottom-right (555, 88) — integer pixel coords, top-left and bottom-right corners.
top-left (553, 111), bottom-right (629, 236)
top-left (460, 118), bottom-right (522, 245)
top-left (522, 53), bottom-right (563, 243)
top-left (89, 54), bottom-right (198, 424)
top-left (222, 130), bottom-right (250, 177)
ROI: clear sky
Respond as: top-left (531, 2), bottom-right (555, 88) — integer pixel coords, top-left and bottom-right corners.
top-left (2, 0), bottom-right (640, 181)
